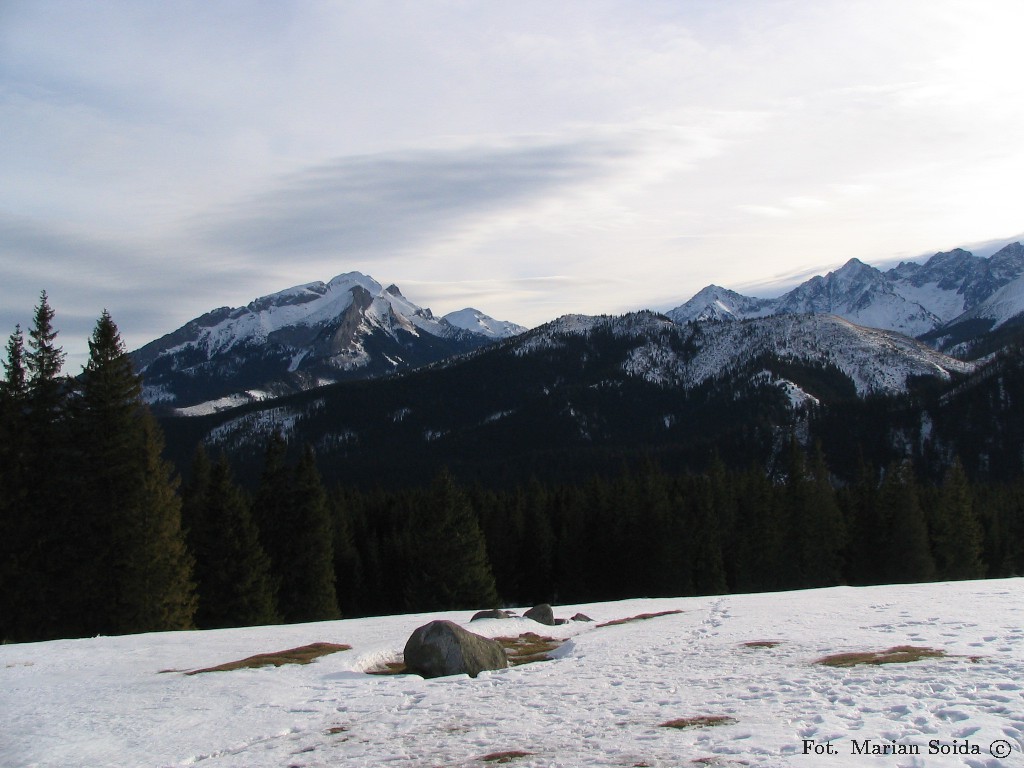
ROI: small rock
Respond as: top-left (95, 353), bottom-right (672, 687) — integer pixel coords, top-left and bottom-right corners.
top-left (571, 613), bottom-right (593, 622)
top-left (470, 609), bottom-right (514, 622)
top-left (524, 603), bottom-right (555, 626)
top-left (403, 620), bottom-right (508, 679)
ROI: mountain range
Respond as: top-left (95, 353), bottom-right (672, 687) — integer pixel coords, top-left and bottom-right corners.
top-left (141, 238), bottom-right (1024, 487)
top-left (666, 242), bottom-right (1024, 353)
top-left (132, 272), bottom-right (524, 414)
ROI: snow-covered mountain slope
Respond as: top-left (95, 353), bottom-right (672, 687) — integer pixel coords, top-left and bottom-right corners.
top-left (666, 242), bottom-right (1024, 344)
top-left (443, 307), bottom-right (526, 339)
top-left (955, 272), bottom-right (1024, 330)
top-left (776, 258), bottom-right (942, 336)
top-left (666, 285), bottom-right (775, 323)
top-left (132, 273), bottom-right (522, 413)
top-left (4, 580), bottom-right (1022, 768)
top-left (521, 311), bottom-right (973, 396)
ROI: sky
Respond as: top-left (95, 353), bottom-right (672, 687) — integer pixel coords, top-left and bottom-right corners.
top-left (3, 0), bottom-right (1024, 370)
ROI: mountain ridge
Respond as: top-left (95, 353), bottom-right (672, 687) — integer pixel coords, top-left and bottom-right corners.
top-left (667, 242), bottom-right (1024, 347)
top-left (132, 272), bottom-right (525, 414)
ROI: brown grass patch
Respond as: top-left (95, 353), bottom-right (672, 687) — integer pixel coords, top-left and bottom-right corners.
top-left (742, 640), bottom-right (781, 649)
top-left (660, 715), bottom-right (737, 730)
top-left (365, 660), bottom-right (408, 675)
top-left (813, 645), bottom-right (946, 668)
top-left (496, 632), bottom-right (563, 666)
top-left (480, 750), bottom-right (533, 763)
top-left (185, 642), bottom-right (351, 675)
top-left (596, 609), bottom-right (683, 628)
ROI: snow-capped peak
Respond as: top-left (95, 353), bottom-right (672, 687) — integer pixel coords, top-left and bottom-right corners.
top-left (665, 285), bottom-right (774, 324)
top-left (133, 272), bottom-right (524, 411)
top-left (665, 242), bottom-right (1024, 341)
top-left (442, 308), bottom-right (526, 339)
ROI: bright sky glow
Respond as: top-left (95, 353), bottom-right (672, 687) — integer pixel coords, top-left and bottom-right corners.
top-left (3, 0), bottom-right (1024, 368)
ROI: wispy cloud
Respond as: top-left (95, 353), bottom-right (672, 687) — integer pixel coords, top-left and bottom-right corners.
top-left (198, 140), bottom-right (631, 262)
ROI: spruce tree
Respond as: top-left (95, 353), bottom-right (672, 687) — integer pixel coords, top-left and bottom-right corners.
top-left (932, 459), bottom-right (985, 580)
top-left (405, 471), bottom-right (498, 611)
top-left (0, 325), bottom-right (29, 641)
top-left (16, 293), bottom-right (70, 640)
top-left (192, 455), bottom-right (278, 629)
top-left (1, 324), bottom-right (28, 401)
top-left (731, 467), bottom-right (781, 593)
top-left (689, 475), bottom-right (727, 596)
top-left (25, 291), bottom-right (66, 423)
top-left (330, 489), bottom-right (363, 617)
top-left (517, 479), bottom-right (555, 604)
top-left (879, 461), bottom-right (935, 584)
top-left (278, 446), bottom-right (340, 623)
top-left (251, 430), bottom-right (291, 597)
top-left (802, 445), bottom-right (846, 587)
top-left (70, 310), bottom-right (196, 635)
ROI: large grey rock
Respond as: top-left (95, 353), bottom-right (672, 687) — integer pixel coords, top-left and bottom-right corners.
top-left (403, 620), bottom-right (508, 679)
top-left (524, 603), bottom-right (555, 626)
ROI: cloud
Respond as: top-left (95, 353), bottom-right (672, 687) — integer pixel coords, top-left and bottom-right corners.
top-left (196, 140), bottom-right (631, 262)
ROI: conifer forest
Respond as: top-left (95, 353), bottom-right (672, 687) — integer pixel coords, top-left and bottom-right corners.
top-left (2, 294), bottom-right (1023, 644)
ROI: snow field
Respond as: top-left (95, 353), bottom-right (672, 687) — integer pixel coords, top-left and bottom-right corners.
top-left (2, 579), bottom-right (1023, 767)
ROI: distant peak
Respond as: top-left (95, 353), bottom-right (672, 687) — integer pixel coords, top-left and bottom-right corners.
top-left (385, 284), bottom-right (404, 297)
top-left (327, 272), bottom-right (382, 294)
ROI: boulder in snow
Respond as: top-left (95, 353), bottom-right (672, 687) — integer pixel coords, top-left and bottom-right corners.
top-left (403, 620), bottom-right (508, 679)
top-left (524, 604), bottom-right (555, 626)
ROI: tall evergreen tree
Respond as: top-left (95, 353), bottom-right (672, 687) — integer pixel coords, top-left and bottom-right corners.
top-left (14, 293), bottom-right (70, 640)
top-left (517, 479), bottom-right (555, 604)
top-left (842, 453), bottom-right (885, 585)
top-left (1, 324), bottom-right (28, 401)
top-left (25, 291), bottom-right (65, 423)
top-left (251, 430), bottom-right (291, 597)
top-left (330, 489), bottom-right (363, 617)
top-left (405, 471), bottom-right (498, 611)
top-left (799, 444), bottom-right (846, 587)
top-left (0, 325), bottom-right (29, 641)
top-left (731, 467), bottom-right (782, 593)
top-left (191, 455), bottom-right (278, 629)
top-left (689, 475), bottom-right (727, 596)
top-left (932, 459), bottom-right (985, 580)
top-left (181, 445), bottom-right (213, 551)
top-left (878, 461), bottom-right (935, 584)
top-left (69, 310), bottom-right (196, 635)
top-left (278, 446), bottom-right (340, 623)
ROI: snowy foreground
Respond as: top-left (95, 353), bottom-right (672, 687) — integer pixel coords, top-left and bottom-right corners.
top-left (3, 580), bottom-right (1023, 768)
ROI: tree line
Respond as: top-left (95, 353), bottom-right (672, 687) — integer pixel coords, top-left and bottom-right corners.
top-left (2, 294), bottom-right (1023, 643)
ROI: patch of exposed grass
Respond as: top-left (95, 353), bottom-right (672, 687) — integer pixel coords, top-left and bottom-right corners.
top-left (742, 640), bottom-right (781, 649)
top-left (813, 645), bottom-right (946, 668)
top-left (596, 609), bottom-right (683, 628)
top-left (185, 642), bottom-right (351, 675)
top-left (660, 715), bottom-right (737, 730)
top-left (496, 632), bottom-right (563, 666)
top-left (480, 751), bottom-right (533, 763)
top-left (365, 660), bottom-right (408, 676)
